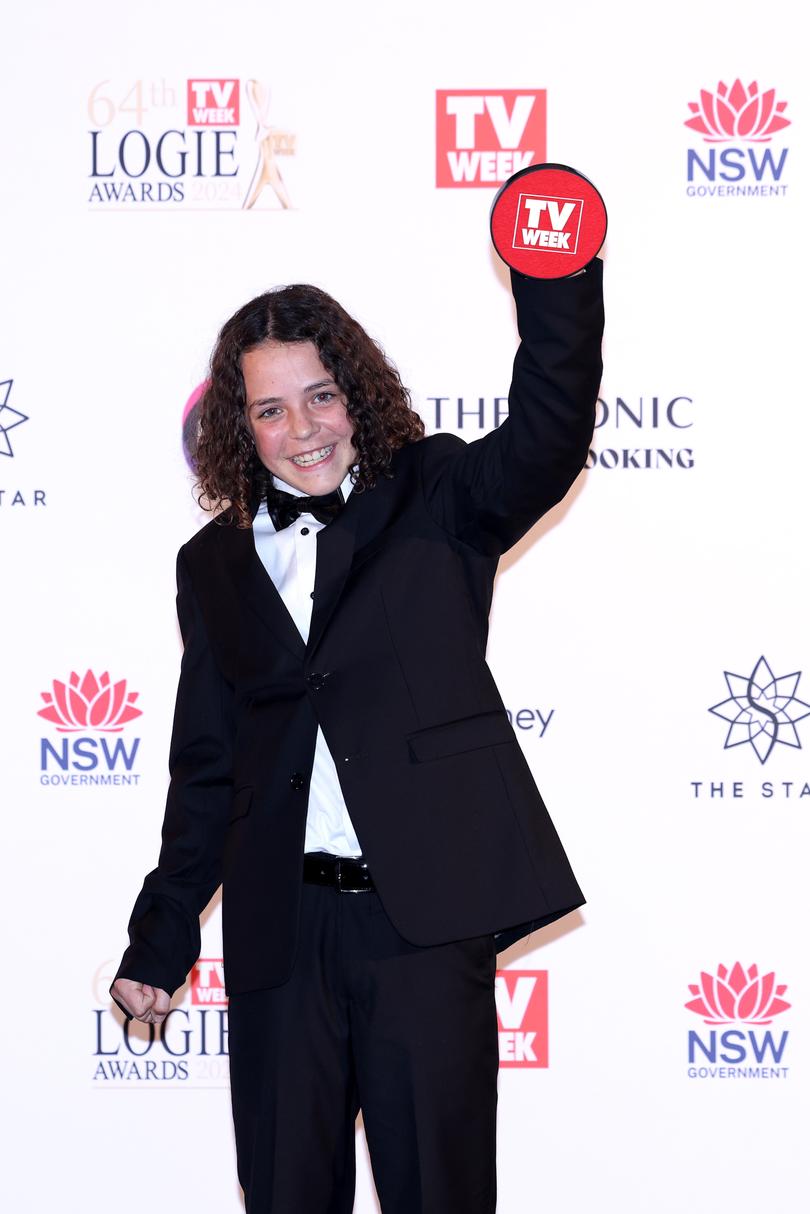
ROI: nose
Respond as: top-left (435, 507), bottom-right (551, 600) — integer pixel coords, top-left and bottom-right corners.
top-left (287, 404), bottom-right (317, 441)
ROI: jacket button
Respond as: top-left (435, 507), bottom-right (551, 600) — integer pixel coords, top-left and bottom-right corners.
top-left (290, 772), bottom-right (306, 791)
top-left (307, 672), bottom-right (328, 691)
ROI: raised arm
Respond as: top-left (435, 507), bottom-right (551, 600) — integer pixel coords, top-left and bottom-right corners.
top-left (111, 547), bottom-right (235, 1011)
top-left (422, 259), bottom-right (604, 556)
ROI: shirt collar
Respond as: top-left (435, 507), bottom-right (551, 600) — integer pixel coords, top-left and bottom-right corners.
top-left (255, 467), bottom-right (357, 520)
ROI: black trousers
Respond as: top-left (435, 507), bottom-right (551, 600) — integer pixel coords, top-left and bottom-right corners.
top-left (227, 882), bottom-right (499, 1213)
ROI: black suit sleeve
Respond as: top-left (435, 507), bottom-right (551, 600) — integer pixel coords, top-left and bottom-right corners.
top-left (421, 260), bottom-right (604, 557)
top-left (112, 548), bottom-right (235, 1002)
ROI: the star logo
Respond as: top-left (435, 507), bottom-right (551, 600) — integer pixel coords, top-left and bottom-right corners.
top-left (709, 656), bottom-right (810, 764)
top-left (0, 380), bottom-right (28, 457)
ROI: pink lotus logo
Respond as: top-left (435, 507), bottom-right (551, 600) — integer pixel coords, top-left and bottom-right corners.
top-left (37, 670), bottom-right (143, 733)
top-left (685, 962), bottom-right (791, 1025)
top-left (685, 79), bottom-right (790, 143)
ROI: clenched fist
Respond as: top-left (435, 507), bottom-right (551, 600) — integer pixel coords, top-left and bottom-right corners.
top-left (111, 978), bottom-right (171, 1024)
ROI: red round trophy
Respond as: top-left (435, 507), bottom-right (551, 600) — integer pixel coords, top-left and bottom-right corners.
top-left (490, 163), bottom-right (607, 279)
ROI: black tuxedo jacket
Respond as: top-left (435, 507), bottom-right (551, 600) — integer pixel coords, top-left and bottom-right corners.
top-left (115, 264), bottom-right (604, 998)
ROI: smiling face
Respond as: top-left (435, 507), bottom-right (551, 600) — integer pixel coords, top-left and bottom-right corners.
top-left (242, 340), bottom-right (358, 495)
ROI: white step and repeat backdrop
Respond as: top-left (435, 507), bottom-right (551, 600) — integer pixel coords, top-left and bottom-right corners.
top-left (2, 1), bottom-right (807, 1210)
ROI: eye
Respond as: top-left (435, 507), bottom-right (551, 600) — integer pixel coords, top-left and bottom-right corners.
top-left (313, 391), bottom-right (337, 405)
top-left (256, 405), bottom-right (282, 420)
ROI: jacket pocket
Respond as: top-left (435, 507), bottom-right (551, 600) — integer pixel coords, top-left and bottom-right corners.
top-left (407, 710), bottom-right (515, 763)
top-left (228, 785), bottom-right (253, 823)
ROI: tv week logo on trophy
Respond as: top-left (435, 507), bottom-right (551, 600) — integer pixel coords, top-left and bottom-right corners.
top-left (436, 90), bottom-right (546, 187)
top-left (686, 962), bottom-right (791, 1079)
top-left (683, 78), bottom-right (791, 198)
top-left (512, 193), bottom-right (582, 255)
top-left (495, 970), bottom-right (548, 1067)
top-left (38, 669), bottom-right (143, 786)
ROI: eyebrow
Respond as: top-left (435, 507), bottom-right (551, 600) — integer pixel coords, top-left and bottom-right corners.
top-left (248, 379), bottom-right (338, 409)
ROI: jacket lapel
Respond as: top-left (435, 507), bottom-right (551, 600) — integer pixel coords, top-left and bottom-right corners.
top-left (307, 493), bottom-right (361, 658)
top-left (217, 474), bottom-right (369, 663)
top-left (222, 523), bottom-right (307, 661)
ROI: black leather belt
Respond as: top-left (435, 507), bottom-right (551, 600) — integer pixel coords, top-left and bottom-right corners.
top-left (303, 853), bottom-right (375, 893)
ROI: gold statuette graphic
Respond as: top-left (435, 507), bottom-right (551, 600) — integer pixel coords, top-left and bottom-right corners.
top-left (242, 79), bottom-right (296, 210)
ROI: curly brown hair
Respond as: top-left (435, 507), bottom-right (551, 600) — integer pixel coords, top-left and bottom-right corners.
top-left (195, 284), bottom-right (425, 527)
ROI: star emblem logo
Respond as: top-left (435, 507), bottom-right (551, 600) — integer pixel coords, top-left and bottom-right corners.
top-left (0, 380), bottom-right (28, 457)
top-left (709, 656), bottom-right (810, 764)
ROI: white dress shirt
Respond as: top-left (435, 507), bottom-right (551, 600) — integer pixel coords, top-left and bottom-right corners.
top-left (253, 469), bottom-right (362, 857)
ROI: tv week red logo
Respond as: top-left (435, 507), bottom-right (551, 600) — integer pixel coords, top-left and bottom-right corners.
top-left (495, 970), bottom-right (548, 1067)
top-left (187, 80), bottom-right (240, 126)
top-left (436, 90), bottom-right (546, 187)
top-left (191, 958), bottom-right (228, 1005)
top-left (513, 192), bottom-right (582, 256)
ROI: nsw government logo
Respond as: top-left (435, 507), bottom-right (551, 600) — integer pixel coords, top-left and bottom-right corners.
top-left (684, 78), bottom-right (790, 198)
top-left (38, 669), bottom-right (143, 786)
top-left (686, 962), bottom-right (791, 1079)
top-left (93, 958), bottom-right (229, 1087)
top-left (88, 76), bottom-right (296, 209)
top-left (495, 970), bottom-right (548, 1067)
top-left (436, 91), bottom-right (546, 187)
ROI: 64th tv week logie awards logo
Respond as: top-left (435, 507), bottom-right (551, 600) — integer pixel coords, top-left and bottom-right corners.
top-left (38, 669), bottom-right (143, 786)
top-left (93, 958), bottom-right (229, 1087)
top-left (87, 76), bottom-right (296, 209)
top-left (684, 77), bottom-right (791, 198)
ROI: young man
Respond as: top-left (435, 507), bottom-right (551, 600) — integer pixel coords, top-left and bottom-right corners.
top-left (112, 262), bottom-right (604, 1213)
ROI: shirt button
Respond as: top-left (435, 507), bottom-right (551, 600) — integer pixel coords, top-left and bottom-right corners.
top-left (310, 591), bottom-right (315, 599)
top-left (301, 527), bottom-right (310, 535)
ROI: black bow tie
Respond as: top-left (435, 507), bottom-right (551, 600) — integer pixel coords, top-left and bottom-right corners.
top-left (268, 486), bottom-right (345, 531)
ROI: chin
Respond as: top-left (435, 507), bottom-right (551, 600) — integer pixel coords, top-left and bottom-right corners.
top-left (280, 465), bottom-right (349, 495)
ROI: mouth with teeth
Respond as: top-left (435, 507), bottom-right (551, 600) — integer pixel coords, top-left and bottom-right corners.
top-left (290, 444), bottom-right (336, 468)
